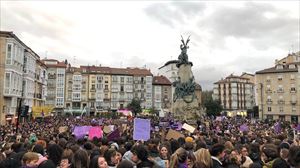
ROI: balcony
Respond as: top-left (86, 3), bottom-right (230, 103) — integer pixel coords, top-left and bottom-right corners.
top-left (290, 89), bottom-right (297, 93)
top-left (48, 74), bottom-right (56, 79)
top-left (103, 98), bottom-right (110, 102)
top-left (277, 89), bottom-right (284, 93)
top-left (90, 88), bottom-right (96, 92)
top-left (277, 100), bottom-right (285, 104)
top-left (266, 100), bottom-right (272, 104)
top-left (266, 90), bottom-right (272, 93)
top-left (104, 88), bottom-right (109, 92)
top-left (290, 101), bottom-right (297, 105)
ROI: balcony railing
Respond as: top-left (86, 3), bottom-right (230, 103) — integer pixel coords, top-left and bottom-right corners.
top-left (277, 90), bottom-right (284, 93)
top-left (290, 101), bottom-right (297, 105)
top-left (278, 100), bottom-right (285, 104)
top-left (266, 100), bottom-right (272, 104)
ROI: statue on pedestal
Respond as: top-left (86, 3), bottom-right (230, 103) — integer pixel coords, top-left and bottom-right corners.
top-left (173, 36), bottom-right (196, 104)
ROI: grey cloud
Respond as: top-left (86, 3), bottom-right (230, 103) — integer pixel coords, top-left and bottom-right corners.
top-left (1, 5), bottom-right (73, 42)
top-left (144, 2), bottom-right (206, 27)
top-left (203, 2), bottom-right (299, 50)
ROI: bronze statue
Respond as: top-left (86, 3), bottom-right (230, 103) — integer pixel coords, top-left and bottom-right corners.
top-left (173, 36), bottom-right (196, 103)
top-left (177, 35), bottom-right (191, 68)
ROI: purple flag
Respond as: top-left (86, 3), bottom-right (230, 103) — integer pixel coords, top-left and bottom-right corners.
top-left (107, 128), bottom-right (120, 141)
top-left (73, 126), bottom-right (92, 139)
top-left (274, 122), bottom-right (281, 134)
top-left (239, 124), bottom-right (249, 132)
top-left (133, 118), bottom-right (150, 141)
top-left (296, 124), bottom-right (300, 131)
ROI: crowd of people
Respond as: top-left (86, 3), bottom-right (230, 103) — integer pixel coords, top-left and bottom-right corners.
top-left (0, 115), bottom-right (299, 168)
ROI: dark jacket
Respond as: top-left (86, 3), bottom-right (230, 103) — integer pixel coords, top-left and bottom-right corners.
top-left (137, 159), bottom-right (159, 168)
top-left (212, 157), bottom-right (224, 168)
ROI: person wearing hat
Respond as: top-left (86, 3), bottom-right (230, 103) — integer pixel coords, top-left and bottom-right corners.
top-left (185, 137), bottom-right (193, 143)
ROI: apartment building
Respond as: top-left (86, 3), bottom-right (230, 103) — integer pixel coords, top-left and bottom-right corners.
top-left (33, 60), bottom-right (47, 107)
top-left (255, 52), bottom-right (300, 122)
top-left (158, 60), bottom-right (179, 112)
top-left (79, 66), bottom-right (112, 113)
top-left (0, 31), bottom-right (25, 124)
top-left (42, 59), bottom-right (67, 113)
top-left (65, 67), bottom-right (89, 114)
top-left (130, 68), bottom-right (153, 109)
top-left (213, 73), bottom-right (255, 117)
top-left (152, 75), bottom-right (172, 112)
top-left (23, 47), bottom-right (40, 114)
top-left (110, 68), bottom-right (133, 110)
top-left (0, 31), bottom-right (47, 124)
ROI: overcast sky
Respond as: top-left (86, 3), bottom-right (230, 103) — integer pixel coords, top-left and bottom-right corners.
top-left (1, 1), bottom-right (299, 90)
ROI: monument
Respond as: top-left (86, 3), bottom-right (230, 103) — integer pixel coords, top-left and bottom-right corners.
top-left (172, 36), bottom-right (201, 119)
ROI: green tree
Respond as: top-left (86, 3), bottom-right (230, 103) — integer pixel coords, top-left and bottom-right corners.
top-left (203, 91), bottom-right (223, 116)
top-left (127, 98), bottom-right (142, 116)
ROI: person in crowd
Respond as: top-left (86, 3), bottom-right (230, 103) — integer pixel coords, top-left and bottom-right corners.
top-left (194, 148), bottom-right (212, 168)
top-left (131, 144), bottom-right (157, 168)
top-left (104, 148), bottom-right (119, 168)
top-left (169, 147), bottom-right (188, 168)
top-left (90, 155), bottom-right (108, 168)
top-left (22, 152), bottom-right (39, 168)
top-left (210, 143), bottom-right (225, 168)
top-left (32, 144), bottom-right (48, 166)
top-left (47, 144), bottom-right (63, 167)
top-left (72, 148), bottom-right (90, 168)
top-left (116, 160), bottom-right (134, 168)
top-left (261, 144), bottom-right (278, 168)
top-left (288, 145), bottom-right (300, 168)
top-left (59, 149), bottom-right (73, 168)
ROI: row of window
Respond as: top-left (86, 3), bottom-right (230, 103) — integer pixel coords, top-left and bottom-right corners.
top-left (266, 74), bottom-right (296, 81)
top-left (267, 106), bottom-right (297, 113)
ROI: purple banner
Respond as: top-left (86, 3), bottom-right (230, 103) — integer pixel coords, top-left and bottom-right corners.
top-left (239, 124), bottom-right (249, 132)
top-left (73, 126), bottom-right (92, 139)
top-left (133, 118), bottom-right (150, 141)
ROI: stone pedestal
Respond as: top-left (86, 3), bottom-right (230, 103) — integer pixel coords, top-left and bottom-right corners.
top-left (172, 64), bottom-right (200, 119)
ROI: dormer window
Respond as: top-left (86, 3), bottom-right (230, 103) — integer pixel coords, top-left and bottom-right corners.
top-left (276, 64), bottom-right (284, 70)
top-left (278, 75), bottom-right (283, 81)
top-left (288, 64), bottom-right (296, 69)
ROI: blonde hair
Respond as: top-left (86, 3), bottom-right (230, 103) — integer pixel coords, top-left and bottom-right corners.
top-left (169, 147), bottom-right (187, 168)
top-left (194, 148), bottom-right (212, 168)
top-left (224, 141), bottom-right (234, 151)
top-left (22, 152), bottom-right (39, 164)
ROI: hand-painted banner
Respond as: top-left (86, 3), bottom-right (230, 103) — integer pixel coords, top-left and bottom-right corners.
top-left (88, 126), bottom-right (103, 140)
top-left (73, 126), bottom-right (92, 139)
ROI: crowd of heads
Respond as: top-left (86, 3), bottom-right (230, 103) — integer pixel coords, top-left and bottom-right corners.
top-left (0, 115), bottom-right (300, 168)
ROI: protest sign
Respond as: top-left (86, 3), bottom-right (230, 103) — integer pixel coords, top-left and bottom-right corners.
top-left (165, 129), bottom-right (184, 140)
top-left (103, 126), bottom-right (112, 134)
top-left (73, 126), bottom-right (92, 139)
top-left (239, 124), bottom-right (249, 132)
top-left (182, 123), bottom-right (195, 133)
top-left (59, 126), bottom-right (68, 133)
top-left (133, 118), bottom-right (150, 141)
top-left (88, 126), bottom-right (103, 140)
